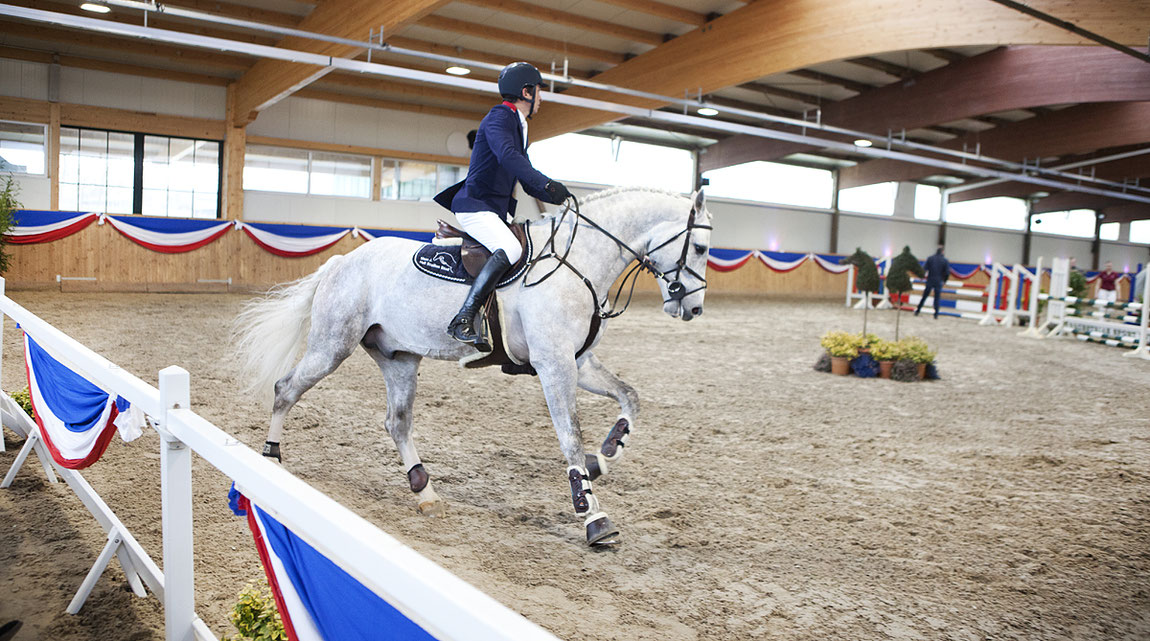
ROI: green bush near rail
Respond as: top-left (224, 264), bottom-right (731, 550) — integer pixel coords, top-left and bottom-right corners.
top-left (0, 174), bottom-right (19, 275)
top-left (10, 387), bottom-right (33, 419)
top-left (227, 580), bottom-right (287, 641)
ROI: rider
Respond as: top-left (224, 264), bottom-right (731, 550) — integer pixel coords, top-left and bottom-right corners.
top-left (436, 61), bottom-right (571, 349)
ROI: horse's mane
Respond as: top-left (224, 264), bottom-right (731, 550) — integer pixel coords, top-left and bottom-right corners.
top-left (537, 186), bottom-right (689, 222)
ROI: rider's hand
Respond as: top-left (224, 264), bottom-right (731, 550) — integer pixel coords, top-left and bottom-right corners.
top-left (544, 180), bottom-right (571, 205)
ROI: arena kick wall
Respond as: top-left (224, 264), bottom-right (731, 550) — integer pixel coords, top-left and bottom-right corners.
top-left (3, 59), bottom-right (1148, 296)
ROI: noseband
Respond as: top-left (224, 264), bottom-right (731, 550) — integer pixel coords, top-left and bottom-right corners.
top-left (524, 194), bottom-right (712, 319)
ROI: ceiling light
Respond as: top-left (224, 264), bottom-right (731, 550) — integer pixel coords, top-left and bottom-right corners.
top-left (697, 107), bottom-right (718, 117)
top-left (445, 66), bottom-right (470, 76)
top-left (1029, 191), bottom-right (1050, 199)
top-left (853, 139), bottom-right (873, 148)
top-left (80, 2), bottom-right (110, 12)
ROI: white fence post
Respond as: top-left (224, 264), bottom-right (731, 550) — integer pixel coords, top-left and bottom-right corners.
top-left (159, 366), bottom-right (195, 641)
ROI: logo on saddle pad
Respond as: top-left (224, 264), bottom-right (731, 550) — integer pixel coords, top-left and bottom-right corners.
top-left (411, 232), bottom-right (533, 288)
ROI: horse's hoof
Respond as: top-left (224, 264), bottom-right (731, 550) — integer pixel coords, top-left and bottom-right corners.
top-left (585, 514), bottom-right (620, 546)
top-left (585, 453), bottom-right (607, 481)
top-left (418, 501), bottom-right (446, 517)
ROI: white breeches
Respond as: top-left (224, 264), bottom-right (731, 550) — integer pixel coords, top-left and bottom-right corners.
top-left (455, 210), bottom-right (522, 264)
top-left (1098, 288), bottom-right (1118, 303)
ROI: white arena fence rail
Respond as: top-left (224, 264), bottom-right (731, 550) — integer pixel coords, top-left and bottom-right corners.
top-left (1020, 257), bottom-right (1150, 360)
top-left (0, 276), bottom-right (561, 641)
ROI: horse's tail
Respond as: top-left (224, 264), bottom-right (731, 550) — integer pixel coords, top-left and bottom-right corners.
top-left (232, 255), bottom-right (344, 404)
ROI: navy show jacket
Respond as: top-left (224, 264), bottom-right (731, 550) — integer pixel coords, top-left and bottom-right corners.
top-left (434, 102), bottom-right (551, 221)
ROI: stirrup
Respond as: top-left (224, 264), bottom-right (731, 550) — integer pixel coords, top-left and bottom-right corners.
top-left (447, 316), bottom-right (492, 352)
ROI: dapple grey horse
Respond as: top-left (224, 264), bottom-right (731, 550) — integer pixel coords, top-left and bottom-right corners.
top-left (233, 186), bottom-right (712, 545)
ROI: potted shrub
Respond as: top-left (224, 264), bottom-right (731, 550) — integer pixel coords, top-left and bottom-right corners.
top-left (897, 336), bottom-right (936, 380)
top-left (886, 246), bottom-right (925, 340)
top-left (870, 339), bottom-right (899, 379)
top-left (820, 330), bottom-right (861, 375)
top-left (840, 249), bottom-right (881, 335)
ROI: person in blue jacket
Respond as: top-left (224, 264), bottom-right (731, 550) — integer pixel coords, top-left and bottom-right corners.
top-left (435, 61), bottom-right (570, 349)
top-left (915, 245), bottom-right (950, 318)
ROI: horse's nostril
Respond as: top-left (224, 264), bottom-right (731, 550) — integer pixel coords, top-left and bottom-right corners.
top-left (692, 306), bottom-right (703, 316)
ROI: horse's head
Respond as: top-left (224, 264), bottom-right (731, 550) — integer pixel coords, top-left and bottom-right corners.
top-left (647, 189), bottom-right (712, 321)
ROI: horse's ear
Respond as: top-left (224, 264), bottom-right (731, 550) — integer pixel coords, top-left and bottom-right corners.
top-left (692, 189), bottom-right (706, 211)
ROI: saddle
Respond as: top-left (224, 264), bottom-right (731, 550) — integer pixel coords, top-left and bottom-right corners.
top-left (434, 220), bottom-right (530, 277)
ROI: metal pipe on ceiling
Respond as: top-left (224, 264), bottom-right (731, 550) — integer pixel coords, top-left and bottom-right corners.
top-left (948, 147), bottom-right (1150, 196)
top-left (2, 3), bottom-right (1148, 206)
top-left (65, 0), bottom-right (1150, 197)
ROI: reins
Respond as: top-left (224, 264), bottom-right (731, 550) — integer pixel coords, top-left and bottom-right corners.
top-left (523, 192), bottom-right (712, 319)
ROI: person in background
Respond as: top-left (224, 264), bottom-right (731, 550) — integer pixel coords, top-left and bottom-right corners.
top-left (915, 245), bottom-right (950, 319)
top-left (1095, 261), bottom-right (1120, 303)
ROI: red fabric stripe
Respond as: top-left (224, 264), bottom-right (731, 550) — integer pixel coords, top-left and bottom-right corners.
top-left (23, 333), bottom-right (119, 470)
top-left (112, 224), bottom-right (231, 254)
top-left (242, 227), bottom-right (343, 258)
top-left (707, 256), bottom-right (752, 272)
top-left (8, 215), bottom-right (97, 244)
top-left (241, 495), bottom-right (302, 641)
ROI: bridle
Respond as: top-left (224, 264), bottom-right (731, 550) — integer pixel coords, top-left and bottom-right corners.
top-left (523, 194), bottom-right (712, 319)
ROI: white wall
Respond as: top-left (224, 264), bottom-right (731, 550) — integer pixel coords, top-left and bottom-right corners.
top-left (838, 213), bottom-right (937, 259)
top-left (706, 198), bottom-right (831, 252)
top-left (243, 191), bottom-right (448, 230)
top-left (0, 58), bottom-right (49, 100)
top-left (1031, 234), bottom-right (1094, 268)
top-left (946, 225), bottom-right (1022, 265)
top-left (9, 175), bottom-right (50, 210)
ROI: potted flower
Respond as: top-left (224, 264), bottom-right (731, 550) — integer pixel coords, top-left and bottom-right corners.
top-left (870, 339), bottom-right (899, 379)
top-left (897, 336), bottom-right (936, 380)
top-left (820, 330), bottom-right (861, 375)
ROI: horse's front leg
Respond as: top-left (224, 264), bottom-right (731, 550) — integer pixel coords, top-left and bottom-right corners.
top-left (533, 352), bottom-right (621, 546)
top-left (576, 352), bottom-right (638, 481)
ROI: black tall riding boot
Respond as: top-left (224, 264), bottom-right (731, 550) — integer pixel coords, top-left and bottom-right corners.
top-left (447, 249), bottom-right (511, 352)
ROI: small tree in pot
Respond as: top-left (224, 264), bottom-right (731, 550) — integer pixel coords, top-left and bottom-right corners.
top-left (886, 245), bottom-right (925, 340)
top-left (0, 175), bottom-right (19, 275)
top-left (840, 248), bottom-right (881, 335)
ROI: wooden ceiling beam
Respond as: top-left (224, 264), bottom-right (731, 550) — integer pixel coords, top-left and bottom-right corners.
top-left (740, 81), bottom-right (824, 107)
top-left (593, 0), bottom-right (708, 27)
top-left (456, 0), bottom-right (666, 46)
top-left (164, 0), bottom-right (305, 27)
top-left (948, 151), bottom-right (1150, 203)
top-left (417, 14), bottom-right (627, 65)
top-left (229, 0), bottom-right (449, 125)
top-left (847, 56), bottom-right (915, 79)
top-left (1095, 203), bottom-right (1150, 224)
top-left (318, 73), bottom-right (491, 106)
top-left (787, 68), bottom-right (874, 94)
top-left (923, 48), bottom-right (967, 63)
top-left (0, 44), bottom-right (232, 85)
top-left (700, 46), bottom-right (1150, 172)
top-left (0, 20), bottom-right (255, 69)
top-left (839, 102), bottom-right (1150, 189)
top-left (527, 0), bottom-right (1149, 142)
top-left (383, 35), bottom-right (595, 79)
top-left (293, 88), bottom-right (484, 120)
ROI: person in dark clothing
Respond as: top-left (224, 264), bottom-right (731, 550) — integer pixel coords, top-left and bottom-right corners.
top-left (915, 245), bottom-right (950, 318)
top-left (434, 62), bottom-right (570, 350)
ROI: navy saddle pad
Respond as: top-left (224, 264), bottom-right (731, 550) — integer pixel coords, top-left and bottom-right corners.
top-left (411, 232), bottom-right (532, 288)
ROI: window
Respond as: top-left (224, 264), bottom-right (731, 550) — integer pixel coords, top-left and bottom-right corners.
top-left (396, 161), bottom-right (437, 200)
top-left (0, 121), bottom-right (47, 175)
top-left (838, 182), bottom-right (896, 216)
top-left (1130, 220), bottom-right (1150, 244)
top-left (944, 197), bottom-right (1028, 230)
top-left (914, 184), bottom-right (941, 220)
top-left (702, 161), bottom-right (833, 209)
top-left (1030, 209), bottom-right (1097, 238)
top-left (143, 136), bottom-right (220, 218)
top-left (59, 127), bottom-right (220, 217)
top-left (530, 133), bottom-right (694, 193)
top-left (1099, 222), bottom-right (1119, 241)
top-left (244, 146), bottom-right (371, 199)
top-left (380, 159), bottom-right (397, 200)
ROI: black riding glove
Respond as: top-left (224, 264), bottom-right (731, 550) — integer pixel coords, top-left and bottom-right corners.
top-left (544, 180), bottom-right (571, 205)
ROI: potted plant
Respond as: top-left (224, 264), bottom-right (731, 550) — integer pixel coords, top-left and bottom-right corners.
top-left (870, 339), bottom-right (899, 379)
top-left (885, 246), bottom-right (925, 340)
top-left (820, 330), bottom-right (861, 375)
top-left (0, 174), bottom-right (19, 275)
top-left (897, 336), bottom-right (936, 380)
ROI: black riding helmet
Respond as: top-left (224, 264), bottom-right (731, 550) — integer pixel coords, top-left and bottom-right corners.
top-left (498, 62), bottom-right (543, 117)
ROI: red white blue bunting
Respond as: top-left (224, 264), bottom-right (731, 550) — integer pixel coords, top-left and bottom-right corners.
top-left (707, 251), bottom-right (863, 275)
top-left (240, 222), bottom-right (350, 258)
top-left (707, 249), bottom-right (755, 272)
top-left (353, 228), bottom-right (434, 243)
top-left (7, 211), bottom-right (99, 244)
top-left (230, 491), bottom-right (438, 641)
top-left (101, 215), bottom-right (232, 253)
top-left (23, 331), bottom-right (144, 469)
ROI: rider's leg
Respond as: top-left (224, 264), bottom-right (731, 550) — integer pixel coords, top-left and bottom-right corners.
top-left (575, 352), bottom-right (639, 479)
top-left (447, 211), bottom-right (521, 350)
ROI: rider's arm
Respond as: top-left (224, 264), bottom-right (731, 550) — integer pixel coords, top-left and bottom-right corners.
top-left (486, 109), bottom-right (551, 195)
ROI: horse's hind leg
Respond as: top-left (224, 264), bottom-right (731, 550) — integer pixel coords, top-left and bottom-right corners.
top-left (265, 333), bottom-right (359, 461)
top-left (365, 349), bottom-right (444, 517)
top-left (576, 352), bottom-right (638, 480)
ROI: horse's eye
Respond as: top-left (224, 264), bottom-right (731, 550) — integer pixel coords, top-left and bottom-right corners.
top-left (694, 244), bottom-right (707, 255)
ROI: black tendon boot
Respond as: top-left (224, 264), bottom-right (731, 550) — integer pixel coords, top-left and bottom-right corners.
top-left (447, 249), bottom-right (511, 351)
